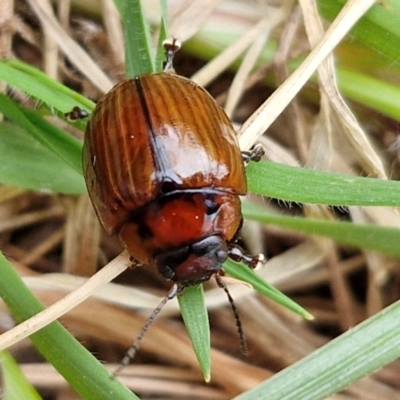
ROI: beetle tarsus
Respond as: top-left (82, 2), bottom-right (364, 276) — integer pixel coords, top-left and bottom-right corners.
top-left (129, 256), bottom-right (143, 268)
top-left (228, 246), bottom-right (265, 269)
top-left (241, 144), bottom-right (265, 163)
top-left (162, 38), bottom-right (181, 71)
top-left (65, 106), bottom-right (89, 121)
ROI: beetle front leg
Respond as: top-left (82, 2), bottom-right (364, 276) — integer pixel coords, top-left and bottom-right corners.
top-left (228, 245), bottom-right (265, 269)
top-left (241, 144), bottom-right (265, 164)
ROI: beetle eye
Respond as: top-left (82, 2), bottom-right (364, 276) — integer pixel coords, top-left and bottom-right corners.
top-left (160, 180), bottom-right (177, 194)
top-left (205, 198), bottom-right (219, 215)
top-left (216, 249), bottom-right (228, 263)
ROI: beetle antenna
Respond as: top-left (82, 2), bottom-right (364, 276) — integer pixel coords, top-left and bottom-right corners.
top-left (115, 283), bottom-right (180, 374)
top-left (215, 274), bottom-right (248, 355)
top-left (162, 38), bottom-right (182, 71)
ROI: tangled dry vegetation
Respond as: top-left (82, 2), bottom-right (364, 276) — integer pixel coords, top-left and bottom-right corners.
top-left (1, 0), bottom-right (400, 399)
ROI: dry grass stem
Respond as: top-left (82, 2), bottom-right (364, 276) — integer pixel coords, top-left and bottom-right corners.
top-left (273, 10), bottom-right (308, 163)
top-left (62, 195), bottom-right (101, 276)
top-left (300, 0), bottom-right (386, 179)
top-left (20, 363), bottom-right (227, 399)
top-left (27, 0), bottom-right (113, 92)
top-left (169, 0), bottom-right (222, 43)
top-left (21, 273), bottom-right (180, 314)
top-left (191, 17), bottom-right (274, 87)
top-left (101, 0), bottom-right (124, 63)
top-left (0, 251), bottom-right (130, 350)
top-left (224, 13), bottom-right (281, 118)
top-left (238, 0), bottom-right (377, 150)
top-left (20, 227), bottom-right (64, 265)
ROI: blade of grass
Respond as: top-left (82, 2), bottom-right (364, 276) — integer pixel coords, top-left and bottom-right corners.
top-left (0, 122), bottom-right (85, 194)
top-left (0, 253), bottom-right (129, 352)
top-left (178, 285), bottom-right (211, 382)
top-left (317, 0), bottom-right (400, 63)
top-left (243, 202), bottom-right (400, 258)
top-left (337, 67), bottom-right (400, 122)
top-left (246, 161), bottom-right (400, 206)
top-left (0, 350), bottom-right (42, 400)
top-left (0, 252), bottom-right (139, 400)
top-left (154, 0), bottom-right (169, 72)
top-left (0, 94), bottom-right (82, 174)
top-left (113, 0), bottom-right (155, 76)
top-left (0, 60), bottom-right (95, 113)
top-left (234, 298), bottom-right (400, 400)
top-left (224, 260), bottom-right (312, 319)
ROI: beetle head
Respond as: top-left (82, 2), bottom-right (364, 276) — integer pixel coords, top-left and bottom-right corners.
top-left (155, 235), bottom-right (228, 286)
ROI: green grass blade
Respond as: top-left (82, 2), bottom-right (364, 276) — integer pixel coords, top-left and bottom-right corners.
top-left (0, 60), bottom-right (95, 113)
top-left (0, 122), bottom-right (85, 194)
top-left (246, 161), bottom-right (400, 206)
top-left (0, 350), bottom-right (43, 400)
top-left (243, 202), bottom-right (400, 258)
top-left (0, 94), bottom-right (82, 174)
top-left (178, 285), bottom-right (211, 382)
top-left (234, 298), bottom-right (400, 400)
top-left (154, 0), bottom-right (169, 72)
top-left (318, 0), bottom-right (400, 63)
top-left (0, 252), bottom-right (139, 400)
top-left (223, 260), bottom-right (312, 319)
top-left (337, 67), bottom-right (400, 122)
top-left (113, 0), bottom-right (154, 76)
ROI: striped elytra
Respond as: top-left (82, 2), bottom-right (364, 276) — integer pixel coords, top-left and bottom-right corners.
top-left (83, 72), bottom-right (253, 285)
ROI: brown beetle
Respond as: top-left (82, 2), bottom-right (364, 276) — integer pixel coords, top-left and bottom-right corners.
top-left (83, 64), bottom-right (262, 287)
top-left (79, 41), bottom-right (264, 364)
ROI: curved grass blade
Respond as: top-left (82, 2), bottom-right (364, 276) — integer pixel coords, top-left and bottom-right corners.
top-left (243, 202), bottom-right (400, 258)
top-left (0, 94), bottom-right (82, 174)
top-left (0, 60), bottom-right (94, 113)
top-left (0, 350), bottom-right (42, 400)
top-left (178, 285), bottom-right (211, 382)
top-left (223, 260), bottom-right (312, 319)
top-left (234, 298), bottom-right (400, 400)
top-left (0, 122), bottom-right (85, 194)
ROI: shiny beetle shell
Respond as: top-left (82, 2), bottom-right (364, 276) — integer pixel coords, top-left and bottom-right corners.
top-left (84, 72), bottom-right (247, 285)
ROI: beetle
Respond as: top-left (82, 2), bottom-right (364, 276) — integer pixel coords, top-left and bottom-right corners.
top-left (83, 44), bottom-right (263, 288)
top-left (73, 40), bottom-right (264, 364)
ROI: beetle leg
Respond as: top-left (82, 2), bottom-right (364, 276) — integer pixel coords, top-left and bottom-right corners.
top-left (241, 144), bottom-right (265, 164)
top-left (162, 38), bottom-right (181, 71)
top-left (129, 256), bottom-right (144, 269)
top-left (65, 106), bottom-right (90, 121)
top-left (228, 245), bottom-right (265, 269)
